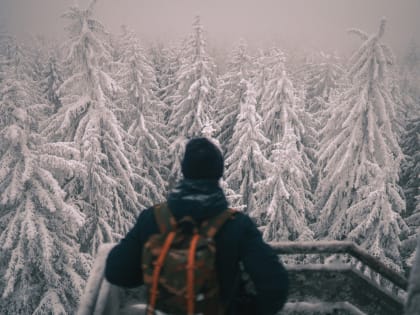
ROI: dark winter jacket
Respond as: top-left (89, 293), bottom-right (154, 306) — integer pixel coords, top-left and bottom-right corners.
top-left (105, 179), bottom-right (289, 315)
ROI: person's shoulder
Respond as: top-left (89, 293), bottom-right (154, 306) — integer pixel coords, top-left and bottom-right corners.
top-left (137, 206), bottom-right (155, 220)
top-left (222, 210), bottom-right (258, 232)
top-left (230, 210), bottom-right (256, 225)
top-left (133, 206), bottom-right (158, 230)
top-left (126, 205), bottom-right (160, 241)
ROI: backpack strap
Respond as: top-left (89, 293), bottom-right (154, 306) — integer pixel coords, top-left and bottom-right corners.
top-left (153, 203), bottom-right (177, 234)
top-left (200, 208), bottom-right (237, 238)
top-left (187, 234), bottom-right (200, 315)
top-left (148, 231), bottom-right (177, 315)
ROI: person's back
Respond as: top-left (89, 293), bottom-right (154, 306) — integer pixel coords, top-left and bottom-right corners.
top-left (105, 138), bottom-right (289, 314)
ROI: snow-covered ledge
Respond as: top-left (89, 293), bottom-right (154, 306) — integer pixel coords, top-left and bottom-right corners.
top-left (270, 240), bottom-right (408, 292)
top-left (77, 243), bottom-right (117, 315)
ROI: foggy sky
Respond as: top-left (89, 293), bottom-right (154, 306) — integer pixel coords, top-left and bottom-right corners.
top-left (1, 0), bottom-right (419, 56)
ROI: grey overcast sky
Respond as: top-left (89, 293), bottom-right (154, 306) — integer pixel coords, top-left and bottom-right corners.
top-left (1, 0), bottom-right (419, 56)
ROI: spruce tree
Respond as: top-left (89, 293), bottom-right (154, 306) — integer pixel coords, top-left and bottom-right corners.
top-left (42, 0), bottom-right (139, 255)
top-left (255, 126), bottom-right (314, 242)
top-left (225, 80), bottom-right (270, 214)
top-left (301, 52), bottom-right (344, 127)
top-left (255, 64), bottom-right (314, 240)
top-left (150, 42), bottom-right (181, 119)
top-left (214, 39), bottom-right (251, 152)
top-left (115, 26), bottom-right (168, 204)
top-left (252, 48), bottom-right (283, 113)
top-left (168, 15), bottom-right (217, 137)
top-left (0, 47), bottom-right (88, 314)
top-left (261, 67), bottom-right (304, 145)
top-left (400, 115), bottom-right (420, 265)
top-left (315, 18), bottom-right (407, 270)
top-left (41, 54), bottom-right (64, 112)
top-left (167, 15), bottom-right (217, 184)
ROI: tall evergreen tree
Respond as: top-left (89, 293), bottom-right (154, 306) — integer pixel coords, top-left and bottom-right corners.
top-left (254, 63), bottom-right (314, 240)
top-left (41, 54), bottom-right (64, 112)
top-left (251, 48), bottom-right (283, 113)
top-left (260, 63), bottom-right (316, 188)
top-left (0, 40), bottom-right (48, 133)
top-left (214, 39), bottom-right (251, 152)
top-left (398, 42), bottom-right (420, 265)
top-left (149, 42), bottom-right (181, 118)
top-left (400, 115), bottom-right (420, 265)
top-left (167, 15), bottom-right (217, 184)
top-left (0, 48), bottom-right (88, 314)
top-left (225, 80), bottom-right (270, 213)
top-left (115, 26), bottom-right (168, 204)
top-left (255, 125), bottom-right (314, 242)
top-left (300, 52), bottom-right (344, 127)
top-left (315, 19), bottom-right (408, 270)
top-left (42, 0), bottom-right (139, 255)
top-left (168, 15), bottom-right (217, 137)
top-left (261, 66), bottom-right (304, 145)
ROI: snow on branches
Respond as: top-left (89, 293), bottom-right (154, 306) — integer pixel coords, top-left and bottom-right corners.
top-left (315, 18), bottom-right (408, 270)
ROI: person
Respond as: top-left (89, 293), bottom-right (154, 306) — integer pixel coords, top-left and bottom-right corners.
top-left (105, 137), bottom-right (289, 315)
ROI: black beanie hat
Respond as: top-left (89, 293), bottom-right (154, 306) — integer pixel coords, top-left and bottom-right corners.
top-left (181, 138), bottom-right (224, 180)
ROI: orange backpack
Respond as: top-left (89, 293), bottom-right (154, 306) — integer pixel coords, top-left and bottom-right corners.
top-left (142, 203), bottom-right (236, 315)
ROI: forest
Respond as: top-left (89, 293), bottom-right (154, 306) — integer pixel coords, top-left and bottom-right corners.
top-left (0, 0), bottom-right (419, 314)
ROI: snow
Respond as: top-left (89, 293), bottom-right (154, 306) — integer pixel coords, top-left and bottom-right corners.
top-left (314, 19), bottom-right (408, 271)
top-left (0, 5), bottom-right (418, 314)
top-left (283, 301), bottom-right (367, 315)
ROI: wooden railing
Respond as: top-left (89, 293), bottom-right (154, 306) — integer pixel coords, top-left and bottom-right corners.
top-left (271, 241), bottom-right (407, 295)
top-left (77, 241), bottom-right (409, 315)
top-left (271, 241), bottom-right (408, 315)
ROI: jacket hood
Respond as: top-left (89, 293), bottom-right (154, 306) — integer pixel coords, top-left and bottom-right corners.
top-left (167, 179), bottom-right (229, 222)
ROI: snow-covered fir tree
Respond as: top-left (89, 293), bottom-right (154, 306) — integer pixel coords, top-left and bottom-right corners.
top-left (25, 36), bottom-right (50, 83)
top-left (254, 61), bottom-right (314, 240)
top-left (225, 80), bottom-right (270, 213)
top-left (115, 26), bottom-right (168, 204)
top-left (259, 62), bottom-right (316, 184)
top-left (0, 40), bottom-right (49, 134)
top-left (42, 1), bottom-right (139, 255)
top-left (400, 115), bottom-right (420, 266)
top-left (0, 48), bottom-right (89, 313)
top-left (389, 76), bottom-right (407, 137)
top-left (315, 18), bottom-right (408, 270)
top-left (300, 52), bottom-right (344, 127)
top-left (260, 64), bottom-right (304, 144)
top-left (214, 39), bottom-right (251, 152)
top-left (167, 15), bottom-right (217, 184)
top-left (251, 48), bottom-right (283, 113)
top-left (149, 42), bottom-right (181, 117)
top-left (254, 125), bottom-right (314, 242)
top-left (168, 15), bottom-right (217, 137)
top-left (41, 54), bottom-right (64, 112)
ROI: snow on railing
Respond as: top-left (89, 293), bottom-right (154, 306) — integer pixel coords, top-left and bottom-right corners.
top-left (77, 243), bottom-right (117, 315)
top-left (270, 240), bottom-right (408, 299)
top-left (77, 241), bottom-right (408, 315)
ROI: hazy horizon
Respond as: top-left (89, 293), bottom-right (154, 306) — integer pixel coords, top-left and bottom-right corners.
top-left (1, 0), bottom-right (419, 57)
